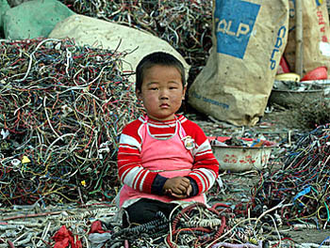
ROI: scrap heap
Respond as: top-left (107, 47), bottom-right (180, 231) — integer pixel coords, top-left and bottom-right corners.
top-left (0, 38), bottom-right (143, 205)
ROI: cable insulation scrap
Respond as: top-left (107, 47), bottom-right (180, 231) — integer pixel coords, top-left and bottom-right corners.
top-left (252, 124), bottom-right (330, 229)
top-left (0, 38), bottom-right (144, 206)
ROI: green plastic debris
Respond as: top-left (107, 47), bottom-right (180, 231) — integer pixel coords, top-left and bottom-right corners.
top-left (3, 0), bottom-right (75, 39)
top-left (0, 0), bottom-right (11, 36)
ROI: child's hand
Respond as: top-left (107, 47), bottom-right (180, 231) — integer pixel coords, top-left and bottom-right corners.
top-left (163, 177), bottom-right (191, 198)
top-left (167, 184), bottom-right (192, 199)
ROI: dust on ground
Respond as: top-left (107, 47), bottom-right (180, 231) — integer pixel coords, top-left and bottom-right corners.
top-left (1, 106), bottom-right (328, 247)
top-left (218, 171), bottom-right (330, 245)
top-left (191, 105), bottom-right (330, 246)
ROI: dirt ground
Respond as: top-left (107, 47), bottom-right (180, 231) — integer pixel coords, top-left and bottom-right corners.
top-left (219, 172), bottom-right (330, 246)
top-left (260, 108), bottom-right (329, 246)
top-left (1, 104), bottom-right (328, 247)
top-left (184, 98), bottom-right (330, 247)
top-left (203, 105), bottom-right (330, 247)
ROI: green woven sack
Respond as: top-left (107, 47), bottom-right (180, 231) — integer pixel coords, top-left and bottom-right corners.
top-left (3, 0), bottom-right (74, 39)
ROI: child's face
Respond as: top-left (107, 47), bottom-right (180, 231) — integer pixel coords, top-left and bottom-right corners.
top-left (137, 65), bottom-right (186, 121)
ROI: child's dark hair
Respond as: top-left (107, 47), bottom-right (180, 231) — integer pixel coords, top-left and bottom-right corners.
top-left (135, 51), bottom-right (186, 92)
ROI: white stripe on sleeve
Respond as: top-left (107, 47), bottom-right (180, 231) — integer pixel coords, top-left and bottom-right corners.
top-left (122, 167), bottom-right (143, 187)
top-left (139, 171), bottom-right (149, 191)
top-left (195, 140), bottom-right (212, 154)
top-left (196, 168), bottom-right (217, 190)
top-left (190, 172), bottom-right (206, 192)
top-left (119, 134), bottom-right (141, 151)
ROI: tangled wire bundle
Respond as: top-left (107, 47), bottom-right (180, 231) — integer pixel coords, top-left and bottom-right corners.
top-left (252, 124), bottom-right (330, 229)
top-left (59, 0), bottom-right (213, 84)
top-left (0, 38), bottom-right (143, 206)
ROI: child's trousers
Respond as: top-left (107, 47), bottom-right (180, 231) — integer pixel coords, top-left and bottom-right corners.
top-left (122, 199), bottom-right (177, 227)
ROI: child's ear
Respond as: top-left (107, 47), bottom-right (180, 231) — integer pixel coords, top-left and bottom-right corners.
top-left (136, 90), bottom-right (142, 100)
top-left (182, 85), bottom-right (187, 100)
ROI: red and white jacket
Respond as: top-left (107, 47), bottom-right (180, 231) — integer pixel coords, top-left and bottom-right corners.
top-left (117, 114), bottom-right (219, 208)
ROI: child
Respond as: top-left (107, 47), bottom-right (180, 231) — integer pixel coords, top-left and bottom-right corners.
top-left (117, 51), bottom-right (220, 226)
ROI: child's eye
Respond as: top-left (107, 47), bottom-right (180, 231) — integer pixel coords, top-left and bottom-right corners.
top-left (169, 87), bottom-right (178, 90)
top-left (150, 87), bottom-right (158, 90)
